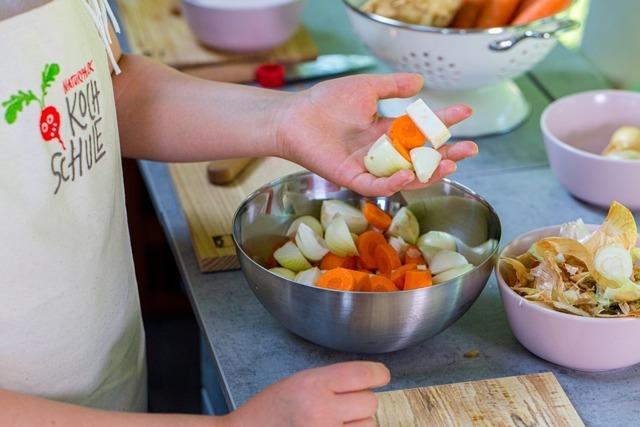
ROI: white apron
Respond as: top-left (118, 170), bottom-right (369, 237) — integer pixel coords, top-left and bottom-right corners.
top-left (0, 0), bottom-right (146, 411)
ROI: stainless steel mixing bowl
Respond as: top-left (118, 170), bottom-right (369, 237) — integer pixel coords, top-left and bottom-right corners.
top-left (232, 172), bottom-right (501, 353)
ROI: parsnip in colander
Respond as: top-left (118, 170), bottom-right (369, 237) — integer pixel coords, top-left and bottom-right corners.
top-left (362, 0), bottom-right (462, 27)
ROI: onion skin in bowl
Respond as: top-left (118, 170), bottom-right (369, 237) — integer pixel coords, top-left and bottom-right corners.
top-left (496, 224), bottom-right (640, 372)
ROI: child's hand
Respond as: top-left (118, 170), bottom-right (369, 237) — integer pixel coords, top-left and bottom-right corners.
top-left (224, 361), bottom-right (390, 427)
top-left (276, 73), bottom-right (477, 196)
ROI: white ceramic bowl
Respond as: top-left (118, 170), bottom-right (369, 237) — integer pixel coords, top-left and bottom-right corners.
top-left (182, 0), bottom-right (303, 52)
top-left (541, 90), bottom-right (640, 211)
top-left (496, 225), bottom-right (640, 372)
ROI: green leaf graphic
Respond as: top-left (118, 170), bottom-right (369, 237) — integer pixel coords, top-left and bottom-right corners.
top-left (2, 90), bottom-right (39, 124)
top-left (41, 63), bottom-right (60, 102)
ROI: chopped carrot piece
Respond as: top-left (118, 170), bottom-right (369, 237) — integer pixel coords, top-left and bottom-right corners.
top-left (375, 243), bottom-right (402, 276)
top-left (390, 263), bottom-right (418, 290)
top-left (511, 0), bottom-right (570, 25)
top-left (356, 231), bottom-right (387, 270)
top-left (476, 0), bottom-right (520, 28)
top-left (356, 256), bottom-right (372, 271)
top-left (363, 202), bottom-right (393, 231)
top-left (317, 268), bottom-right (356, 291)
top-left (451, 0), bottom-right (486, 28)
top-left (320, 253), bottom-right (356, 270)
top-left (404, 270), bottom-right (433, 290)
top-left (390, 137), bottom-right (412, 162)
top-left (347, 269), bottom-right (371, 292)
top-left (404, 245), bottom-right (426, 265)
top-left (389, 115), bottom-right (426, 150)
top-left (370, 275), bottom-right (399, 292)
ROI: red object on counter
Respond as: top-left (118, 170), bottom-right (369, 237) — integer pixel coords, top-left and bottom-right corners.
top-left (256, 63), bottom-right (285, 88)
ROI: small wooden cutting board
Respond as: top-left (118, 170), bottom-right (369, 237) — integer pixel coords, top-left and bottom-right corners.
top-left (375, 372), bottom-right (583, 427)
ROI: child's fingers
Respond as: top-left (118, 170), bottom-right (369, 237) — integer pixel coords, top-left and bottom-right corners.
top-left (323, 361), bottom-right (391, 393)
top-left (438, 141), bottom-right (479, 161)
top-left (366, 73), bottom-right (424, 100)
top-left (349, 170), bottom-right (415, 197)
top-left (332, 391), bottom-right (378, 422)
top-left (435, 104), bottom-right (473, 127)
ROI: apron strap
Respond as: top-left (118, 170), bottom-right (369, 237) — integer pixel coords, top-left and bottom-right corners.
top-left (82, 0), bottom-right (121, 74)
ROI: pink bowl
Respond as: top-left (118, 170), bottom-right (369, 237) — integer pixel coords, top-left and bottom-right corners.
top-left (182, 0), bottom-right (303, 53)
top-left (541, 90), bottom-right (640, 211)
top-left (496, 225), bottom-right (640, 372)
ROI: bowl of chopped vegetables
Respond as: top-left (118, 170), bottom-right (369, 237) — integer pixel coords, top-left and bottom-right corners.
top-left (497, 202), bottom-right (640, 371)
top-left (232, 172), bottom-right (501, 353)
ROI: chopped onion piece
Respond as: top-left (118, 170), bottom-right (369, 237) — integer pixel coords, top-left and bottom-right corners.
top-left (269, 267), bottom-right (296, 280)
top-left (418, 231), bottom-right (456, 251)
top-left (603, 126), bottom-right (640, 155)
top-left (429, 250), bottom-right (469, 275)
top-left (433, 264), bottom-right (473, 284)
top-left (410, 146), bottom-right (442, 183)
top-left (594, 244), bottom-right (633, 279)
top-left (273, 241), bottom-right (312, 272)
top-left (321, 200), bottom-right (368, 234)
top-left (364, 134), bottom-right (413, 178)
top-left (295, 223), bottom-right (329, 262)
top-left (294, 267), bottom-right (322, 286)
top-left (286, 215), bottom-right (323, 238)
top-left (325, 217), bottom-right (359, 257)
top-left (388, 236), bottom-right (409, 260)
top-left (417, 230), bottom-right (456, 262)
top-left (387, 207), bottom-right (419, 245)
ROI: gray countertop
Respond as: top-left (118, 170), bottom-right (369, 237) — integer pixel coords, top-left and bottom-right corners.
top-left (117, 1), bottom-right (639, 425)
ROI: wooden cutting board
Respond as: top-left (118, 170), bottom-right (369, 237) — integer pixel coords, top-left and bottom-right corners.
top-left (169, 159), bottom-right (304, 272)
top-left (375, 372), bottom-right (584, 427)
top-left (116, 0), bottom-right (318, 82)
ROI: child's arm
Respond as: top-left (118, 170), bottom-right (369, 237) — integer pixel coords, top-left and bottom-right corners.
top-left (0, 361), bottom-right (388, 426)
top-left (113, 55), bottom-right (477, 196)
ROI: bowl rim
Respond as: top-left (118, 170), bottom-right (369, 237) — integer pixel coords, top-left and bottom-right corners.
top-left (232, 171), bottom-right (502, 294)
top-left (182, 0), bottom-right (302, 10)
top-left (540, 89), bottom-right (640, 165)
top-left (341, 0), bottom-right (576, 35)
top-left (496, 224), bottom-right (640, 323)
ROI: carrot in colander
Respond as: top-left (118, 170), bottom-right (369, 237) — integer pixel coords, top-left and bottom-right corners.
top-left (511, 0), bottom-right (571, 25)
top-left (451, 0), bottom-right (487, 28)
top-left (476, 0), bottom-right (520, 28)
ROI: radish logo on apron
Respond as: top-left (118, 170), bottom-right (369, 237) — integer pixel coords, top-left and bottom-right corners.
top-left (3, 63), bottom-right (64, 148)
top-left (3, 59), bottom-right (107, 195)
